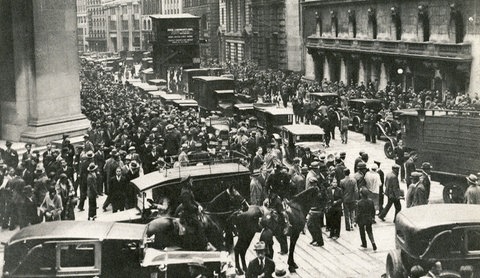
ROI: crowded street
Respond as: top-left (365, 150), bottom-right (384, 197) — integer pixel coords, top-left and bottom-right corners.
top-left (1, 1), bottom-right (480, 277)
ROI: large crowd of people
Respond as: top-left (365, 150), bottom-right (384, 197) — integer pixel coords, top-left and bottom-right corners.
top-left (0, 57), bottom-right (478, 278)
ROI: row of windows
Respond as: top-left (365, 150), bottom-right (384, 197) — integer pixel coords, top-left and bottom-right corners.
top-left (315, 6), bottom-right (464, 43)
top-left (89, 7), bottom-right (103, 16)
top-left (87, 0), bottom-right (100, 6)
top-left (164, 8), bottom-right (180, 14)
top-left (89, 30), bottom-right (106, 37)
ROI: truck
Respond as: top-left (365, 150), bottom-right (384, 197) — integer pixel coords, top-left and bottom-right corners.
top-left (383, 109), bottom-right (480, 203)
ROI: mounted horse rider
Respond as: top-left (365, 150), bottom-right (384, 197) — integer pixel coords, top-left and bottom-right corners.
top-left (266, 163), bottom-right (292, 235)
top-left (174, 175), bottom-right (214, 251)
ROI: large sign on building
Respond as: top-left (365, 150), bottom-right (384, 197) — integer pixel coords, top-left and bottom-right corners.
top-left (151, 14), bottom-right (201, 78)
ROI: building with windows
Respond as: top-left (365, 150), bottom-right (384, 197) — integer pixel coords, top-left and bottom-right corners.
top-left (77, 0), bottom-right (89, 52)
top-left (183, 0), bottom-right (220, 64)
top-left (86, 0), bottom-right (109, 52)
top-left (104, 0), bottom-right (142, 52)
top-left (302, 0), bottom-right (480, 96)
top-left (141, 0), bottom-right (162, 50)
top-left (163, 0), bottom-right (182, 14)
top-left (221, 0), bottom-right (252, 63)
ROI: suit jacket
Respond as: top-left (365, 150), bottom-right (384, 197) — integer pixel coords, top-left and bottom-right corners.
top-left (246, 257), bottom-right (275, 278)
top-left (327, 186), bottom-right (343, 212)
top-left (356, 198), bottom-right (375, 226)
top-left (143, 152), bottom-right (160, 174)
top-left (384, 172), bottom-right (401, 199)
top-left (110, 175), bottom-right (127, 200)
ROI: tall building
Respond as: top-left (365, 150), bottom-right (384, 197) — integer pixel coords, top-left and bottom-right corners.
top-left (183, 0), bottom-right (220, 63)
top-left (104, 0), bottom-right (142, 52)
top-left (218, 0), bottom-right (227, 63)
top-left (141, 0), bottom-right (162, 50)
top-left (302, 0), bottom-right (480, 96)
top-left (244, 0), bottom-right (301, 70)
top-left (221, 0), bottom-right (252, 63)
top-left (86, 0), bottom-right (108, 52)
top-left (77, 0), bottom-right (89, 52)
top-left (163, 0), bottom-right (182, 14)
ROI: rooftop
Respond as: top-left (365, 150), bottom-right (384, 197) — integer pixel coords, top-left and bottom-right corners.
top-left (150, 13), bottom-right (200, 19)
top-left (282, 124), bottom-right (325, 135)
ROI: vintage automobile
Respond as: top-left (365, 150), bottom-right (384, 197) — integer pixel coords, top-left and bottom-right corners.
top-left (193, 76), bottom-right (235, 116)
top-left (386, 204), bottom-right (480, 278)
top-left (181, 68), bottom-right (224, 99)
top-left (278, 124), bottom-right (325, 161)
top-left (2, 221), bottom-right (232, 278)
top-left (309, 92), bottom-right (340, 107)
top-left (172, 99), bottom-right (199, 111)
top-left (254, 105), bottom-right (294, 135)
top-left (346, 99), bottom-right (384, 132)
top-left (97, 162), bottom-right (250, 223)
top-left (383, 109), bottom-right (480, 203)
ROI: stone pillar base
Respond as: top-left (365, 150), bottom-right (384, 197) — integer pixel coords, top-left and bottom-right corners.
top-left (20, 114), bottom-right (90, 145)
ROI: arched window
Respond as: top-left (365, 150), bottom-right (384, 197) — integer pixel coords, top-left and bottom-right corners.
top-left (367, 8), bottom-right (377, 39)
top-left (315, 12), bottom-right (322, 36)
top-left (330, 11), bottom-right (338, 37)
top-left (391, 6), bottom-right (402, 40)
top-left (418, 4), bottom-right (430, 42)
top-left (449, 4), bottom-right (464, 43)
top-left (347, 9), bottom-right (356, 38)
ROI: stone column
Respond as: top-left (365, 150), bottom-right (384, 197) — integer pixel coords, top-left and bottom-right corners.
top-left (323, 56), bottom-right (331, 81)
top-left (358, 59), bottom-right (366, 84)
top-left (339, 57), bottom-right (348, 84)
top-left (0, 0), bottom-right (90, 143)
top-left (379, 62), bottom-right (388, 90)
top-left (304, 50), bottom-right (315, 80)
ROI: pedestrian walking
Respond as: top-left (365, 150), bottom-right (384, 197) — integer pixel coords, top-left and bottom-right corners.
top-left (357, 188), bottom-right (377, 251)
top-left (406, 172), bottom-right (426, 208)
top-left (378, 164), bottom-right (402, 222)
top-left (340, 169), bottom-right (357, 231)
top-left (87, 162), bottom-right (98, 220)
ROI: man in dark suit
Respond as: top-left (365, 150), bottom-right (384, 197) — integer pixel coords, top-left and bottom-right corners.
top-left (405, 151), bottom-right (418, 188)
top-left (420, 162), bottom-right (432, 202)
top-left (378, 164), bottom-right (402, 222)
top-left (21, 143), bottom-right (33, 163)
top-left (42, 143), bottom-right (55, 173)
top-left (109, 167), bottom-right (127, 212)
top-left (246, 241), bottom-right (275, 278)
top-left (327, 179), bottom-right (343, 239)
top-left (143, 145), bottom-right (160, 174)
top-left (4, 141), bottom-right (19, 170)
top-left (301, 147), bottom-right (314, 168)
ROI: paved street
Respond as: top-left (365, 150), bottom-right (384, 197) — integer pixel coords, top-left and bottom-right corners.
top-left (0, 130), bottom-right (444, 277)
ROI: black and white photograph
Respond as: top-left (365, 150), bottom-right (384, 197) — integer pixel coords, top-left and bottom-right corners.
top-left (0, 0), bottom-right (479, 277)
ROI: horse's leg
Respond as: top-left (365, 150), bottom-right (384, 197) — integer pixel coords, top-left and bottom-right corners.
top-left (241, 232), bottom-right (255, 272)
top-left (275, 233), bottom-right (288, 254)
top-left (288, 231), bottom-right (300, 273)
top-left (234, 237), bottom-right (242, 275)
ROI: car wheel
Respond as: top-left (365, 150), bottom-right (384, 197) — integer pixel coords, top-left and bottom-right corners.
top-left (443, 183), bottom-right (465, 203)
top-left (384, 142), bottom-right (395, 159)
top-left (386, 250), bottom-right (405, 278)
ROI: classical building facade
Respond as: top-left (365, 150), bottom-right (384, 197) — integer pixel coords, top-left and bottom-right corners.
top-left (104, 0), bottom-right (142, 52)
top-left (302, 0), bottom-right (480, 96)
top-left (87, 0), bottom-right (108, 51)
top-left (77, 0), bottom-right (89, 52)
top-left (163, 0), bottom-right (183, 14)
top-left (0, 0), bottom-right (89, 142)
top-left (183, 0), bottom-right (220, 63)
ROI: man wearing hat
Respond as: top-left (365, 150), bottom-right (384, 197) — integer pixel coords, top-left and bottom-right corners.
top-left (368, 109), bottom-right (378, 143)
top-left (78, 151), bottom-right (95, 211)
top-left (378, 164), bottom-right (402, 222)
top-left (354, 162), bottom-right (368, 192)
top-left (86, 162), bottom-right (98, 220)
top-left (301, 147), bottom-right (314, 168)
top-left (340, 168), bottom-right (358, 231)
top-left (3, 141), bottom-right (18, 170)
top-left (143, 145), bottom-right (160, 174)
top-left (420, 162), bottom-right (432, 201)
top-left (465, 174), bottom-right (480, 204)
top-left (405, 151), bottom-right (418, 187)
top-left (21, 143), bottom-right (33, 163)
top-left (19, 185), bottom-right (39, 228)
top-left (83, 134), bottom-right (95, 153)
top-left (61, 135), bottom-right (75, 167)
top-left (250, 170), bottom-right (266, 206)
top-left (406, 172), bottom-right (426, 208)
top-left (246, 241), bottom-right (275, 278)
top-left (354, 151), bottom-right (366, 173)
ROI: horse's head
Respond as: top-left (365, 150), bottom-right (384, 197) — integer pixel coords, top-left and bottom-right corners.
top-left (291, 186), bottom-right (320, 211)
top-left (227, 188), bottom-right (249, 211)
top-left (206, 188), bottom-right (248, 212)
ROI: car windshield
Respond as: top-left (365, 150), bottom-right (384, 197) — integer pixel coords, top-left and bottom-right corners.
top-left (296, 134), bottom-right (323, 142)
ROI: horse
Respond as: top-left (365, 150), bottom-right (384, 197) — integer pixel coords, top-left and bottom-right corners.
top-left (232, 186), bottom-right (319, 274)
top-left (203, 187), bottom-right (249, 250)
top-left (146, 188), bottom-right (247, 252)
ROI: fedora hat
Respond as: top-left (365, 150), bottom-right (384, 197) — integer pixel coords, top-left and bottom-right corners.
top-left (35, 164), bottom-right (45, 174)
top-left (467, 174), bottom-right (478, 184)
top-left (87, 162), bottom-right (98, 172)
top-left (309, 161), bottom-right (320, 169)
top-left (130, 161), bottom-right (140, 170)
top-left (253, 241), bottom-right (266, 251)
top-left (86, 150), bottom-right (94, 158)
top-left (357, 162), bottom-right (367, 170)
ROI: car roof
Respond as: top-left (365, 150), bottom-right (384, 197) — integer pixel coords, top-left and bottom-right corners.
top-left (310, 92), bottom-right (339, 97)
top-left (348, 98), bottom-right (383, 104)
top-left (214, 90), bottom-right (235, 94)
top-left (255, 106), bottom-right (293, 115)
top-left (8, 221), bottom-right (147, 245)
top-left (192, 76), bottom-right (233, 81)
top-left (282, 124), bottom-right (324, 135)
top-left (396, 204), bottom-right (480, 232)
top-left (132, 163), bottom-right (250, 192)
